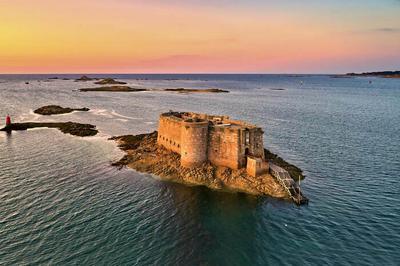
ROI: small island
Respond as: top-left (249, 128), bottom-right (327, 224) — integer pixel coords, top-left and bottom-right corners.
top-left (111, 111), bottom-right (307, 205)
top-left (79, 86), bottom-right (230, 93)
top-left (34, 105), bottom-right (90, 115)
top-left (79, 86), bottom-right (147, 92)
top-left (269, 88), bottom-right (285, 91)
top-left (94, 78), bottom-right (127, 85)
top-left (1, 122), bottom-right (98, 137)
top-left (164, 88), bottom-right (229, 93)
top-left (75, 75), bottom-right (94, 82)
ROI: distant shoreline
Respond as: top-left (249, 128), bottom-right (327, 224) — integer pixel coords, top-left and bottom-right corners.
top-left (345, 71), bottom-right (400, 78)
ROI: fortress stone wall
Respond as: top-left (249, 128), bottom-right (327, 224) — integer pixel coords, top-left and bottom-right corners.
top-left (158, 115), bottom-right (182, 154)
top-left (157, 111), bottom-right (268, 177)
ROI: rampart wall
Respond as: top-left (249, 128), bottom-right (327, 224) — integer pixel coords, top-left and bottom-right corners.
top-left (208, 127), bottom-right (242, 169)
top-left (157, 116), bottom-right (182, 154)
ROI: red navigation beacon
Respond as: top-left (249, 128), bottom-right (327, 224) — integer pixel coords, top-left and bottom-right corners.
top-left (6, 115), bottom-right (11, 126)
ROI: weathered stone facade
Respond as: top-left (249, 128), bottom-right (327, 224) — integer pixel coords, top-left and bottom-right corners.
top-left (157, 111), bottom-right (269, 177)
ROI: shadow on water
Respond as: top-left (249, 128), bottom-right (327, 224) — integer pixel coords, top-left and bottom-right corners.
top-left (158, 181), bottom-right (271, 264)
top-left (0, 130), bottom-right (13, 145)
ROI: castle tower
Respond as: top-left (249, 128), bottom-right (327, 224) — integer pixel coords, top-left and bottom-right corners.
top-left (180, 119), bottom-right (209, 168)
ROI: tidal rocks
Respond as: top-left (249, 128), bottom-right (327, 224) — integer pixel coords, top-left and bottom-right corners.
top-left (164, 88), bottom-right (229, 93)
top-left (110, 131), bottom-right (291, 199)
top-left (34, 105), bottom-right (90, 115)
top-left (264, 149), bottom-right (304, 180)
top-left (94, 78), bottom-right (127, 85)
top-left (1, 122), bottom-right (98, 137)
top-left (79, 86), bottom-right (147, 92)
top-left (78, 86), bottom-right (229, 93)
top-left (330, 75), bottom-right (353, 79)
top-left (75, 75), bottom-right (93, 82)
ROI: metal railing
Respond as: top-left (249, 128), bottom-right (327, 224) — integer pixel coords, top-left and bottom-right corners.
top-left (269, 162), bottom-right (307, 205)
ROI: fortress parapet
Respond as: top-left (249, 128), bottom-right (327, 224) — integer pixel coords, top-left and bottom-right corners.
top-left (157, 111), bottom-right (268, 177)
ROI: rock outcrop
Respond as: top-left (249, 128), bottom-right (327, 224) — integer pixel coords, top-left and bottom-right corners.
top-left (111, 131), bottom-right (289, 198)
top-left (79, 86), bottom-right (147, 92)
top-left (75, 75), bottom-right (93, 82)
top-left (34, 105), bottom-right (90, 115)
top-left (264, 149), bottom-right (304, 180)
top-left (94, 78), bottom-right (127, 85)
top-left (79, 87), bottom-right (229, 93)
top-left (164, 88), bottom-right (229, 93)
top-left (1, 122), bottom-right (98, 137)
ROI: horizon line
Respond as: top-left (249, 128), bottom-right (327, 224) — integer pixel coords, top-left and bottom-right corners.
top-left (0, 69), bottom-right (397, 75)
top-left (0, 72), bottom-right (389, 76)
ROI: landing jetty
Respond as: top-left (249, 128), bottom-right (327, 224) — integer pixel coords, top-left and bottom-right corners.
top-left (1, 122), bottom-right (98, 137)
top-left (34, 105), bottom-right (90, 115)
top-left (111, 111), bottom-right (308, 205)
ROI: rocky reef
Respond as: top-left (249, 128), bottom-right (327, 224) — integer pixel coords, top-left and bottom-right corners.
top-left (79, 86), bottom-right (230, 93)
top-left (94, 78), bottom-right (127, 85)
top-left (110, 131), bottom-right (304, 199)
top-left (264, 149), bottom-right (304, 180)
top-left (34, 105), bottom-right (90, 115)
top-left (164, 88), bottom-right (229, 93)
top-left (75, 75), bottom-right (93, 82)
top-left (1, 122), bottom-right (98, 137)
top-left (79, 86), bottom-right (147, 92)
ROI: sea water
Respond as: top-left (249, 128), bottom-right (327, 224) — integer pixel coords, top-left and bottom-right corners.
top-left (0, 74), bottom-right (399, 265)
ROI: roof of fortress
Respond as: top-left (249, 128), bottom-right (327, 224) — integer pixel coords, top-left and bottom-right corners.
top-left (160, 111), bottom-right (261, 130)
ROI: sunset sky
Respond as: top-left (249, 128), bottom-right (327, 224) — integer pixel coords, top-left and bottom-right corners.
top-left (0, 0), bottom-right (399, 74)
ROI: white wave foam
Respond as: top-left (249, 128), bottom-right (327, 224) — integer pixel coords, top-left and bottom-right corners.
top-left (90, 109), bottom-right (113, 118)
top-left (17, 109), bottom-right (42, 122)
top-left (90, 108), bottom-right (141, 121)
top-left (111, 110), bottom-right (141, 120)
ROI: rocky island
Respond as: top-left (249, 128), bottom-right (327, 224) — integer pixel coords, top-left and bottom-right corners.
top-left (34, 105), bottom-right (90, 115)
top-left (79, 86), bottom-right (147, 92)
top-left (75, 75), bottom-right (94, 82)
top-left (1, 122), bottom-right (98, 137)
top-left (79, 86), bottom-right (230, 93)
top-left (94, 78), bottom-right (127, 85)
top-left (164, 88), bottom-right (229, 93)
top-left (111, 111), bottom-right (308, 205)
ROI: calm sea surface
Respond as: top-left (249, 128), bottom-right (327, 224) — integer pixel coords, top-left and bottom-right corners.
top-left (0, 74), bottom-right (399, 265)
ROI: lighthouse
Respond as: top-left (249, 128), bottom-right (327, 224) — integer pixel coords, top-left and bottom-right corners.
top-left (5, 115), bottom-right (11, 126)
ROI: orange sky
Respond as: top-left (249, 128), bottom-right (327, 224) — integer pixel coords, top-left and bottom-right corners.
top-left (0, 0), bottom-right (399, 73)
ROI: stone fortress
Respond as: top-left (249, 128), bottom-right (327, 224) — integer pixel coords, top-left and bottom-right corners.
top-left (157, 111), bottom-right (270, 177)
